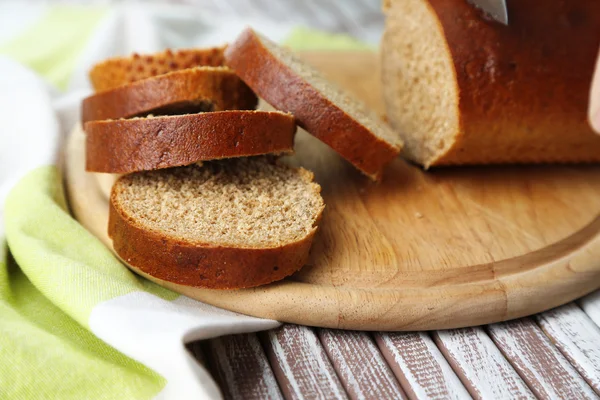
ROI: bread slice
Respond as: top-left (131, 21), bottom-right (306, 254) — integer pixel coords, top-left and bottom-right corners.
top-left (108, 157), bottom-right (325, 289)
top-left (82, 67), bottom-right (257, 123)
top-left (85, 110), bottom-right (296, 173)
top-left (382, 0), bottom-right (600, 168)
top-left (224, 27), bottom-right (403, 180)
top-left (90, 46), bottom-right (226, 92)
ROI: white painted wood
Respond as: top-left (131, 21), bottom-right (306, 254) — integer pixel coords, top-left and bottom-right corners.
top-left (319, 330), bottom-right (407, 400)
top-left (488, 319), bottom-right (598, 399)
top-left (262, 325), bottom-right (348, 400)
top-left (537, 303), bottom-right (600, 394)
top-left (375, 332), bottom-right (471, 400)
top-left (434, 328), bottom-right (535, 399)
top-left (208, 334), bottom-right (283, 400)
top-left (580, 289), bottom-right (600, 328)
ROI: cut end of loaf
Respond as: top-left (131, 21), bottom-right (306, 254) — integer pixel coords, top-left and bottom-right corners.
top-left (111, 157), bottom-right (324, 249)
top-left (381, 0), bottom-right (460, 168)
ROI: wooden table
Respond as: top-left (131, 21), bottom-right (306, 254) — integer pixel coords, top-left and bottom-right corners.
top-left (190, 296), bottom-right (600, 398)
top-left (102, 0), bottom-right (600, 397)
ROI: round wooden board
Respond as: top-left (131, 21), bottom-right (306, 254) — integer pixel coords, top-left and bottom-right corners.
top-left (65, 51), bottom-right (600, 331)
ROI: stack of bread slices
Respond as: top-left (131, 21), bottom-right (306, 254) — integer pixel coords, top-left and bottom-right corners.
top-left (83, 28), bottom-right (403, 289)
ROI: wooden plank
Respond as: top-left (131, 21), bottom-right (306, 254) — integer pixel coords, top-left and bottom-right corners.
top-left (580, 290), bottom-right (600, 327)
top-left (319, 329), bottom-right (407, 400)
top-left (187, 341), bottom-right (208, 368)
top-left (261, 324), bottom-right (348, 400)
top-left (374, 332), bottom-right (471, 399)
top-left (488, 318), bottom-right (597, 399)
top-left (433, 328), bottom-right (535, 399)
top-left (205, 333), bottom-right (283, 400)
top-left (536, 303), bottom-right (600, 394)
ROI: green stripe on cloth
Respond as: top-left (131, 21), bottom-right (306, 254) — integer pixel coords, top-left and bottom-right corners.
top-left (3, 166), bottom-right (172, 399)
top-left (0, 254), bottom-right (165, 399)
top-left (0, 243), bottom-right (9, 301)
top-left (4, 166), bottom-right (177, 330)
top-left (0, 6), bottom-right (107, 90)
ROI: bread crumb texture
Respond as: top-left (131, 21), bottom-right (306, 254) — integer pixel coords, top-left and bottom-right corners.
top-left (382, 0), bottom-right (458, 167)
top-left (113, 157), bottom-right (324, 248)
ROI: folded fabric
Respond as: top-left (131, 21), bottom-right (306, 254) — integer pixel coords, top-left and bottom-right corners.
top-left (0, 4), bottom-right (371, 399)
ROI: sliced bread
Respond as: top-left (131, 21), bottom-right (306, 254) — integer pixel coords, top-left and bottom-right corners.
top-left (82, 67), bottom-right (257, 123)
top-left (85, 110), bottom-right (296, 173)
top-left (108, 157), bottom-right (325, 289)
top-left (224, 27), bottom-right (403, 180)
top-left (90, 46), bottom-right (226, 92)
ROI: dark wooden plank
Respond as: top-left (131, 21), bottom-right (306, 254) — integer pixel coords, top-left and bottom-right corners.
top-left (488, 318), bottom-right (597, 399)
top-left (205, 333), bottom-right (283, 400)
top-left (187, 341), bottom-right (208, 368)
top-left (375, 332), bottom-right (471, 399)
top-left (433, 328), bottom-right (535, 399)
top-left (536, 303), bottom-right (600, 395)
top-left (261, 324), bottom-right (349, 400)
top-left (319, 329), bottom-right (407, 399)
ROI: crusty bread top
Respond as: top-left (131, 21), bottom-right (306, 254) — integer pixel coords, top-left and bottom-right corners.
top-left (90, 46), bottom-right (226, 92)
top-left (85, 111), bottom-right (297, 173)
top-left (111, 157), bottom-right (324, 248)
top-left (224, 27), bottom-right (402, 180)
top-left (82, 66), bottom-right (258, 123)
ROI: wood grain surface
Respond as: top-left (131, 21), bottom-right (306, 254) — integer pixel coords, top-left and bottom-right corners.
top-left (319, 330), bottom-right (406, 399)
top-left (488, 319), bottom-right (597, 398)
top-left (374, 332), bottom-right (470, 399)
top-left (433, 328), bottom-right (535, 399)
top-left (536, 304), bottom-right (600, 395)
top-left (204, 334), bottom-right (283, 399)
top-left (200, 309), bottom-right (600, 399)
top-left (261, 325), bottom-right (348, 399)
top-left (64, 51), bottom-right (600, 330)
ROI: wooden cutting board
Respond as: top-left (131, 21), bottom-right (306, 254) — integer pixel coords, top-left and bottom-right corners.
top-left (65, 51), bottom-right (600, 331)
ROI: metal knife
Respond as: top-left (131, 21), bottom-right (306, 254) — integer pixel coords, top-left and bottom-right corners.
top-left (467, 0), bottom-right (509, 25)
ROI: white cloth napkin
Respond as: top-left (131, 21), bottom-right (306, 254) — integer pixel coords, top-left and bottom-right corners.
top-left (0, 4), bottom-right (298, 399)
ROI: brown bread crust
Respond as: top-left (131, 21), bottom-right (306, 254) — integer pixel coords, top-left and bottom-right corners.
top-left (82, 67), bottom-right (258, 123)
top-left (90, 47), bottom-right (226, 92)
top-left (383, 0), bottom-right (600, 166)
top-left (108, 176), bottom-right (321, 290)
top-left (224, 28), bottom-right (400, 180)
top-left (85, 111), bottom-right (296, 173)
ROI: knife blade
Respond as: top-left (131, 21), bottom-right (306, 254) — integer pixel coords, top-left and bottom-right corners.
top-left (467, 0), bottom-right (508, 25)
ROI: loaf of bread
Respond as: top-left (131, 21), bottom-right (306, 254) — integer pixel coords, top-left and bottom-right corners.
top-left (85, 111), bottom-right (296, 173)
top-left (82, 67), bottom-right (257, 123)
top-left (382, 0), bottom-right (600, 168)
top-left (90, 47), bottom-right (226, 92)
top-left (109, 157), bottom-right (324, 289)
top-left (225, 27), bottom-right (403, 180)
